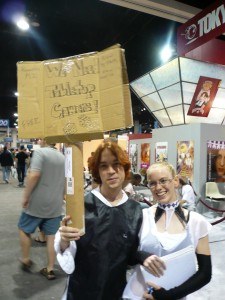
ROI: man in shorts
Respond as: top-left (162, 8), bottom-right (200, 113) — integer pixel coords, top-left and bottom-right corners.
top-left (18, 140), bottom-right (65, 280)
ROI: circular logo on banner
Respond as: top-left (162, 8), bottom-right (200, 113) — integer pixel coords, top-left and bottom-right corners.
top-left (0, 119), bottom-right (9, 127)
top-left (184, 24), bottom-right (197, 40)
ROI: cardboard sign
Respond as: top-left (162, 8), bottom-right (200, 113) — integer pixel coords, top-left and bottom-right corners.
top-left (17, 45), bottom-right (133, 232)
top-left (17, 44), bottom-right (133, 142)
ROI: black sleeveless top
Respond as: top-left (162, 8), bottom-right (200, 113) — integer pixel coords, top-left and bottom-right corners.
top-left (67, 192), bottom-right (143, 300)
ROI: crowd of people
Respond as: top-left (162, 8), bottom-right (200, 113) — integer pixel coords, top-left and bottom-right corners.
top-left (0, 144), bottom-right (32, 186)
top-left (1, 139), bottom-right (212, 300)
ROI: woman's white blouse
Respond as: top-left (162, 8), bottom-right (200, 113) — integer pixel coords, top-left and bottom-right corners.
top-left (123, 206), bottom-right (212, 300)
top-left (140, 206), bottom-right (211, 250)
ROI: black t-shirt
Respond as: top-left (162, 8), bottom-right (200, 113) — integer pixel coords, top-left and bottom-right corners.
top-left (16, 151), bottom-right (28, 166)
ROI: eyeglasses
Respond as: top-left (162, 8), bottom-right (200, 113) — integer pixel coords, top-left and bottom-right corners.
top-left (148, 178), bottom-right (173, 189)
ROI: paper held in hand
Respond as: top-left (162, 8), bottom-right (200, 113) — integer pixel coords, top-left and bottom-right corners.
top-left (140, 245), bottom-right (197, 290)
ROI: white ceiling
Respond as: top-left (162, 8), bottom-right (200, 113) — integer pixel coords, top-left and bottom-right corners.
top-left (100, 0), bottom-right (201, 23)
top-left (130, 57), bottom-right (225, 126)
top-left (102, 0), bottom-right (225, 128)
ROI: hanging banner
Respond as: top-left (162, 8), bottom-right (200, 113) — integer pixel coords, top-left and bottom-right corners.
top-left (207, 140), bottom-right (225, 182)
top-left (140, 143), bottom-right (150, 169)
top-left (177, 0), bottom-right (225, 55)
top-left (155, 142), bottom-right (168, 162)
top-left (187, 76), bottom-right (221, 117)
top-left (177, 141), bottom-right (194, 182)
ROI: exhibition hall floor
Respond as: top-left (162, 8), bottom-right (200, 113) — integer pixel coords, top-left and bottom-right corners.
top-left (0, 176), bottom-right (224, 299)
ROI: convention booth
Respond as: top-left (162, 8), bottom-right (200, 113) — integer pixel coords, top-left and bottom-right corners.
top-left (130, 56), bottom-right (225, 197)
top-left (129, 1), bottom-right (225, 215)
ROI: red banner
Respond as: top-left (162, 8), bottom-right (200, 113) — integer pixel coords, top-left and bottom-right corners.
top-left (187, 76), bottom-right (221, 117)
top-left (177, 0), bottom-right (225, 55)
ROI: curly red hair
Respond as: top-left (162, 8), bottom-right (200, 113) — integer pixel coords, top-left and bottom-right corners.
top-left (89, 140), bottom-right (131, 184)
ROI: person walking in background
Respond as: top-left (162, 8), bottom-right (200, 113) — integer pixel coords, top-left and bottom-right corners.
top-left (178, 177), bottom-right (196, 211)
top-left (0, 145), bottom-right (14, 183)
top-left (132, 173), bottom-right (144, 186)
top-left (18, 140), bottom-right (65, 280)
top-left (15, 145), bottom-right (28, 187)
top-left (123, 172), bottom-right (136, 197)
top-left (124, 162), bottom-right (212, 300)
top-left (54, 140), bottom-right (144, 300)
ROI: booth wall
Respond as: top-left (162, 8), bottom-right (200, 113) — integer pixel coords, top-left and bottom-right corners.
top-left (151, 123), bottom-right (225, 199)
top-left (129, 137), bottom-right (152, 173)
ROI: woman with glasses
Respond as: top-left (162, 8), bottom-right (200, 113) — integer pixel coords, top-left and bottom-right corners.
top-left (123, 162), bottom-right (212, 300)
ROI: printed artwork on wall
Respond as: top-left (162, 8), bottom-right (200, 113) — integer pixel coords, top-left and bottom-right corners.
top-left (177, 141), bottom-right (194, 182)
top-left (129, 143), bottom-right (138, 173)
top-left (207, 140), bottom-right (225, 182)
top-left (140, 143), bottom-right (150, 169)
top-left (155, 142), bottom-right (168, 162)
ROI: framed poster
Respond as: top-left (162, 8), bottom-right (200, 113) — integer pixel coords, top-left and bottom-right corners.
top-left (207, 140), bottom-right (225, 182)
top-left (140, 143), bottom-right (150, 169)
top-left (155, 142), bottom-right (168, 162)
top-left (129, 143), bottom-right (138, 173)
top-left (177, 141), bottom-right (194, 182)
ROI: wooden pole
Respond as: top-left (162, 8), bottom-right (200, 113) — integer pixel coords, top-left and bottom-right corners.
top-left (65, 143), bottom-right (85, 234)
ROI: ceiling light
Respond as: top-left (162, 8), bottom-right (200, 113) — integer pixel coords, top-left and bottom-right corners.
top-left (160, 45), bottom-right (173, 62)
top-left (16, 17), bottom-right (30, 30)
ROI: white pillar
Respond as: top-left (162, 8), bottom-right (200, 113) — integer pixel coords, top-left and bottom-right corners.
top-left (11, 128), bottom-right (18, 148)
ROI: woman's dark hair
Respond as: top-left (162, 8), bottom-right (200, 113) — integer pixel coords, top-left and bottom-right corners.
top-left (179, 178), bottom-right (187, 186)
top-left (89, 140), bottom-right (131, 184)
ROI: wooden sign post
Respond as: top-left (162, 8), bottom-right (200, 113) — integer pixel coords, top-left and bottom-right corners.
top-left (64, 143), bottom-right (85, 234)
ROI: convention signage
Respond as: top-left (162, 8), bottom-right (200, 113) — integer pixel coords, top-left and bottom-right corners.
top-left (17, 44), bottom-right (132, 143)
top-left (0, 119), bottom-right (9, 127)
top-left (4, 137), bottom-right (13, 142)
top-left (177, 0), bottom-right (225, 55)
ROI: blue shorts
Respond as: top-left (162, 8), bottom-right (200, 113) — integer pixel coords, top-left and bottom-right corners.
top-left (18, 212), bottom-right (62, 235)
